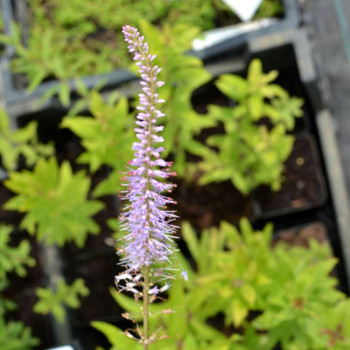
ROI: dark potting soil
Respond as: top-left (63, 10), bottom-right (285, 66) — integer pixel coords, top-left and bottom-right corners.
top-left (255, 134), bottom-right (327, 217)
top-left (274, 221), bottom-right (328, 247)
top-left (174, 178), bottom-right (255, 230)
top-left (65, 250), bottom-right (123, 325)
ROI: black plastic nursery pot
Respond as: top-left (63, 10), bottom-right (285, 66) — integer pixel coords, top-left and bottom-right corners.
top-left (0, 0), bottom-right (300, 123)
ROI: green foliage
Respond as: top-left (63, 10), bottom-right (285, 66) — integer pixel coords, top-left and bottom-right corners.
top-left (314, 299), bottom-right (350, 350)
top-left (61, 90), bottom-right (135, 196)
top-left (199, 59), bottom-right (303, 194)
top-left (0, 0), bottom-right (232, 102)
top-left (0, 281), bottom-right (38, 350)
top-left (4, 157), bottom-right (104, 247)
top-left (0, 108), bottom-right (53, 171)
top-left (180, 219), bottom-right (273, 328)
top-left (1, 21), bottom-right (117, 97)
top-left (0, 225), bottom-right (35, 279)
top-left (94, 220), bottom-right (350, 350)
top-left (138, 21), bottom-right (214, 178)
top-left (0, 0), bottom-right (286, 107)
top-left (92, 321), bottom-right (142, 350)
top-left (0, 318), bottom-right (39, 350)
top-left (255, 0), bottom-right (284, 19)
top-left (34, 278), bottom-right (89, 323)
top-left (253, 239), bottom-right (344, 349)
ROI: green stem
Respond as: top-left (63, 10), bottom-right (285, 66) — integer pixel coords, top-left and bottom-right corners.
top-left (142, 266), bottom-right (150, 350)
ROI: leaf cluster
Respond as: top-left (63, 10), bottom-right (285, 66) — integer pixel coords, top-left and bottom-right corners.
top-left (4, 157), bottom-right (104, 247)
top-left (199, 59), bottom-right (303, 194)
top-left (34, 278), bottom-right (89, 323)
top-left (0, 108), bottom-right (53, 171)
top-left (0, 318), bottom-right (39, 350)
top-left (93, 220), bottom-right (350, 350)
top-left (0, 0), bottom-right (231, 99)
top-left (0, 225), bottom-right (36, 279)
top-left (61, 90), bottom-right (135, 197)
top-left (0, 231), bottom-right (39, 349)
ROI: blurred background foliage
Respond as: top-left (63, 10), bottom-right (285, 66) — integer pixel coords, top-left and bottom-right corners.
top-left (0, 0), bottom-right (349, 349)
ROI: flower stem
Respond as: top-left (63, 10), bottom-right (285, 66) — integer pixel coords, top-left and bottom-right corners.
top-left (142, 266), bottom-right (150, 350)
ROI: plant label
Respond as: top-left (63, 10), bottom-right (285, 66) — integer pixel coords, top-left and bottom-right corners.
top-left (221, 0), bottom-right (264, 22)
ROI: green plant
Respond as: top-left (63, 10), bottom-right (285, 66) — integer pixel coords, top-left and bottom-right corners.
top-left (0, 318), bottom-right (39, 350)
top-left (94, 220), bottom-right (350, 350)
top-left (4, 157), bottom-right (104, 247)
top-left (253, 239), bottom-right (345, 349)
top-left (0, 225), bottom-right (36, 279)
top-left (61, 90), bottom-right (135, 196)
top-left (0, 238), bottom-right (39, 350)
top-left (34, 278), bottom-right (89, 323)
top-left (0, 0), bottom-right (230, 106)
top-left (199, 59), bottom-right (303, 194)
top-left (255, 0), bottom-right (284, 19)
top-left (0, 108), bottom-right (53, 171)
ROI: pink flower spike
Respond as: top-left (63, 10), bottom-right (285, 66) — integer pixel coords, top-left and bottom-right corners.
top-left (118, 25), bottom-right (177, 286)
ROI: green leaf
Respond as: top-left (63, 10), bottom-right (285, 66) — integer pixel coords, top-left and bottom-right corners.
top-left (0, 109), bottom-right (9, 132)
top-left (34, 279), bottom-right (89, 323)
top-left (4, 157), bottom-right (104, 247)
top-left (0, 319), bottom-right (39, 350)
top-left (232, 297), bottom-right (248, 327)
top-left (62, 92), bottom-right (134, 173)
top-left (181, 222), bottom-right (199, 262)
top-left (0, 109), bottom-right (54, 171)
top-left (58, 81), bottom-right (70, 106)
top-left (0, 225), bottom-right (36, 279)
top-left (216, 74), bottom-right (248, 101)
top-left (248, 95), bottom-right (263, 120)
top-left (92, 321), bottom-right (141, 350)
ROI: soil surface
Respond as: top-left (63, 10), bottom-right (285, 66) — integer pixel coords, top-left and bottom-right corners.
top-left (174, 178), bottom-right (254, 230)
top-left (274, 221), bottom-right (329, 247)
top-left (255, 134), bottom-right (327, 217)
